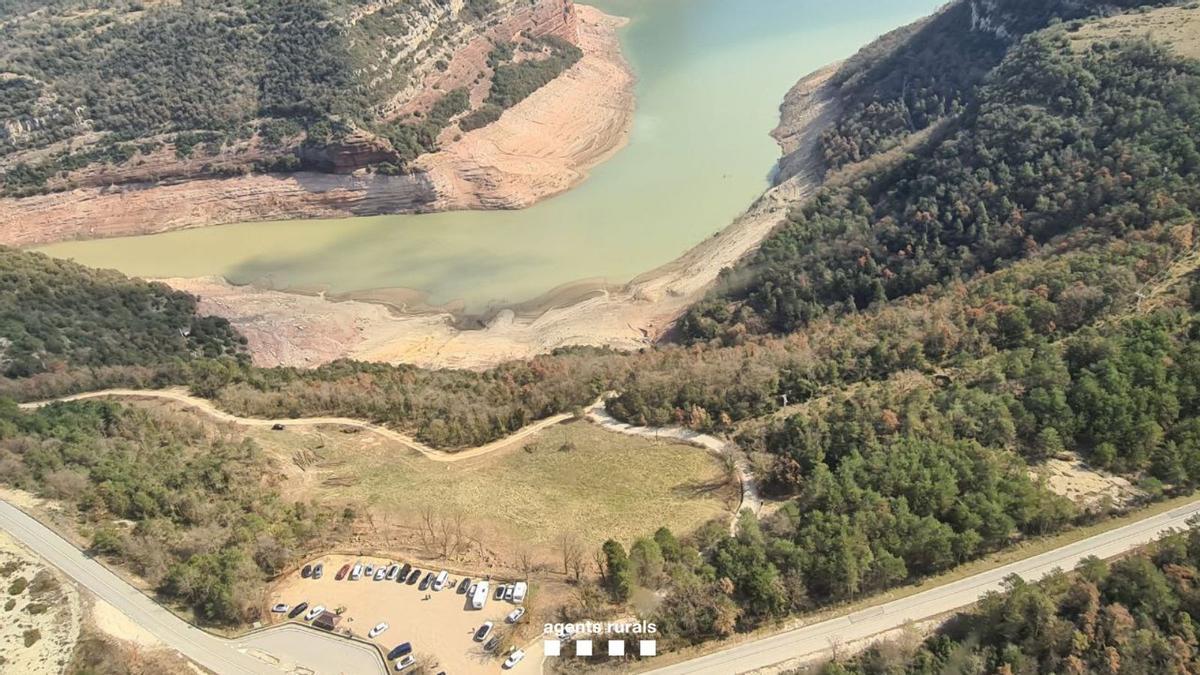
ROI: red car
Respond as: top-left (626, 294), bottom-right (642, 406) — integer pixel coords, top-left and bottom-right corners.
top-left (335, 564), bottom-right (351, 581)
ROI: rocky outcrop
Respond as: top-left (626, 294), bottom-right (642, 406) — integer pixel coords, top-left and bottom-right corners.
top-left (0, 172), bottom-right (437, 247)
top-left (298, 130), bottom-right (401, 174)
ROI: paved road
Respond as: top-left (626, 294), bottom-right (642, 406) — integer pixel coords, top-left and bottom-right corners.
top-left (648, 499), bottom-right (1200, 675)
top-left (0, 499), bottom-right (386, 675)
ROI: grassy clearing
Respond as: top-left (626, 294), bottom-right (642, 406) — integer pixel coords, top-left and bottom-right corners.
top-left (1065, 4), bottom-right (1200, 59)
top-left (247, 418), bottom-right (736, 561)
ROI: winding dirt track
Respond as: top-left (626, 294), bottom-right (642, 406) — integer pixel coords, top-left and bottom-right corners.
top-left (17, 388), bottom-right (580, 464)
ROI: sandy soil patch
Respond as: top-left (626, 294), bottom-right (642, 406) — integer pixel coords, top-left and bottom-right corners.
top-left (164, 65), bottom-right (840, 370)
top-left (0, 530), bottom-right (82, 675)
top-left (269, 555), bottom-right (541, 675)
top-left (89, 598), bottom-right (163, 648)
top-left (1033, 454), bottom-right (1142, 510)
top-left (417, 5), bottom-right (635, 210)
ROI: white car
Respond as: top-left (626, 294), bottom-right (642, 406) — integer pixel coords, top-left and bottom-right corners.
top-left (350, 562), bottom-right (363, 580)
top-left (304, 604), bottom-right (325, 621)
top-left (506, 607), bottom-right (525, 623)
top-left (503, 649), bottom-right (526, 669)
top-left (374, 567), bottom-right (387, 581)
top-left (368, 622), bottom-right (389, 638)
top-left (271, 603), bottom-right (289, 613)
top-left (504, 585), bottom-right (515, 602)
top-left (473, 621), bottom-right (494, 642)
top-left (394, 655), bottom-right (415, 671)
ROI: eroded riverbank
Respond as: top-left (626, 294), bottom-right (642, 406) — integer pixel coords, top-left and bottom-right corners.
top-left (164, 65), bottom-right (841, 369)
top-left (0, 5), bottom-right (633, 248)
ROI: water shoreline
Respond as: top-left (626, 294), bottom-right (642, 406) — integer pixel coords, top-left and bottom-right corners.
top-left (162, 63), bottom-right (842, 370)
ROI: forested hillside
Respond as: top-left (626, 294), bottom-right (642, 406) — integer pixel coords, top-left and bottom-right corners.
top-left (0, 247), bottom-right (245, 378)
top-left (685, 0), bottom-right (1194, 339)
top-left (0, 398), bottom-right (344, 624)
top-left (821, 526), bottom-right (1200, 674)
top-left (0, 0), bottom-right (581, 196)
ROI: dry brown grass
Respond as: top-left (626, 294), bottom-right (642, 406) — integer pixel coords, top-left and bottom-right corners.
top-left (247, 418), bottom-right (736, 567)
top-left (1065, 4), bottom-right (1200, 60)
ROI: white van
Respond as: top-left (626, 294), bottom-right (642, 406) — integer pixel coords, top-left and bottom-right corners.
top-left (433, 570), bottom-right (449, 591)
top-left (472, 581), bottom-right (490, 610)
top-left (350, 562), bottom-right (363, 580)
top-left (511, 581), bottom-right (527, 604)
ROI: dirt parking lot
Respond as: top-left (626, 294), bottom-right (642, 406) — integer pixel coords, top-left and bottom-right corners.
top-left (269, 554), bottom-right (543, 674)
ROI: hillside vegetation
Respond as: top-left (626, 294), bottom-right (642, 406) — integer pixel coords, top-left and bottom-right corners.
top-left (823, 526), bottom-right (1200, 674)
top-left (1, 0), bottom-right (1199, 645)
top-left (0, 0), bottom-right (581, 195)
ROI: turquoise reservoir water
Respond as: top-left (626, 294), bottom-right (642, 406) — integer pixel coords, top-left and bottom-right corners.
top-left (37, 0), bottom-right (941, 312)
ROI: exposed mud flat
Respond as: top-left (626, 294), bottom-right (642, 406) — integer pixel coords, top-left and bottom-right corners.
top-left (166, 66), bottom-right (841, 370)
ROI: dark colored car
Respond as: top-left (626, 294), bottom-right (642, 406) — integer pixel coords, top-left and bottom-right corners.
top-left (312, 563), bottom-right (324, 579)
top-left (387, 642), bottom-right (413, 660)
top-left (484, 636), bottom-right (501, 653)
top-left (288, 602), bottom-right (309, 619)
top-left (458, 577), bottom-right (471, 594)
top-left (397, 563), bottom-right (412, 581)
top-left (418, 572), bottom-right (434, 591)
top-left (406, 569), bottom-right (421, 585)
top-left (300, 564), bottom-right (312, 578)
top-left (336, 564), bottom-right (351, 581)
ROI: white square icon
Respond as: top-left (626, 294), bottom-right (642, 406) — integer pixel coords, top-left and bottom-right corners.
top-left (640, 640), bottom-right (657, 656)
top-left (608, 640), bottom-right (625, 656)
top-left (575, 639), bottom-right (593, 657)
top-left (543, 639), bottom-right (561, 657)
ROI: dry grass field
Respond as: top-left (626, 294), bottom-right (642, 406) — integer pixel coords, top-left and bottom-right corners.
top-left (246, 419), bottom-right (736, 567)
top-left (1065, 3), bottom-right (1200, 59)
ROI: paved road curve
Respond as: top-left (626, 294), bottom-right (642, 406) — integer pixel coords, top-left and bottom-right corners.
top-left (0, 499), bottom-right (385, 675)
top-left (648, 499), bottom-right (1200, 675)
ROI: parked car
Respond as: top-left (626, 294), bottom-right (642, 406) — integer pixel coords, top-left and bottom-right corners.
top-left (458, 577), bottom-right (471, 594)
top-left (503, 584), bottom-right (514, 602)
top-left (374, 567), bottom-right (387, 581)
top-left (312, 563), bottom-right (324, 579)
top-left (387, 643), bottom-right (413, 660)
top-left (287, 602), bottom-right (308, 619)
top-left (395, 655), bottom-right (415, 671)
top-left (511, 581), bottom-right (528, 604)
top-left (386, 564), bottom-right (400, 581)
top-left (271, 603), bottom-right (289, 613)
top-left (406, 569), bottom-right (421, 584)
top-left (271, 423), bottom-right (286, 431)
top-left (369, 622), bottom-right (389, 638)
top-left (364, 564), bottom-right (375, 577)
top-left (418, 572), bottom-right (434, 591)
top-left (467, 583), bottom-right (478, 597)
top-left (300, 564), bottom-right (312, 578)
top-left (504, 649), bottom-right (526, 669)
top-left (473, 621), bottom-right (494, 642)
top-left (335, 564), bottom-right (351, 581)
top-left (472, 581), bottom-right (489, 610)
top-left (493, 583), bottom-right (506, 601)
top-left (433, 570), bottom-right (449, 591)
top-left (484, 636), bottom-right (501, 653)
top-left (351, 562), bottom-right (363, 580)
top-left (397, 563), bottom-right (412, 580)
top-left (304, 604), bottom-right (325, 621)
top-left (506, 607), bottom-right (525, 623)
